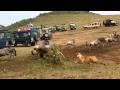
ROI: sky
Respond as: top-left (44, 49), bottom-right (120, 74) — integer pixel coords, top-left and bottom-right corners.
top-left (0, 11), bottom-right (120, 26)
top-left (90, 11), bottom-right (120, 15)
top-left (0, 11), bottom-right (51, 26)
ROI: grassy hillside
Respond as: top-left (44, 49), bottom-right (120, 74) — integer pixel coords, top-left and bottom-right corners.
top-left (4, 11), bottom-right (120, 31)
top-left (4, 11), bottom-right (100, 31)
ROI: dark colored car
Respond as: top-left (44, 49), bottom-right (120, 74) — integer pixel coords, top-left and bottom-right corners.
top-left (69, 23), bottom-right (76, 30)
top-left (12, 29), bottom-right (40, 46)
top-left (55, 25), bottom-right (67, 31)
top-left (0, 30), bottom-right (15, 49)
top-left (49, 27), bottom-right (56, 33)
top-left (40, 28), bottom-right (52, 40)
top-left (103, 19), bottom-right (118, 26)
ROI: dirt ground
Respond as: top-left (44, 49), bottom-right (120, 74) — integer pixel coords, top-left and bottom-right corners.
top-left (49, 27), bottom-right (120, 64)
top-left (1, 27), bottom-right (120, 79)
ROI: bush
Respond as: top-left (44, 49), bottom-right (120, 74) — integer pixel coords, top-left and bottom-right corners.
top-left (41, 44), bottom-right (65, 65)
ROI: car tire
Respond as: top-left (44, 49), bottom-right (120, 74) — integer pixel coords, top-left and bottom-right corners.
top-left (31, 42), bottom-right (35, 46)
top-left (28, 43), bottom-right (31, 47)
top-left (14, 44), bottom-right (17, 47)
top-left (10, 37), bottom-right (15, 45)
top-left (35, 35), bottom-right (40, 41)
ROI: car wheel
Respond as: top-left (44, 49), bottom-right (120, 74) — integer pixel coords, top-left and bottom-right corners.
top-left (10, 37), bottom-right (15, 45)
top-left (35, 35), bottom-right (40, 41)
top-left (14, 44), bottom-right (17, 47)
top-left (28, 43), bottom-right (31, 47)
top-left (31, 42), bottom-right (35, 46)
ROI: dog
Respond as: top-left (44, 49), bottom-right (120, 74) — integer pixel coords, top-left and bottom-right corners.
top-left (76, 53), bottom-right (106, 65)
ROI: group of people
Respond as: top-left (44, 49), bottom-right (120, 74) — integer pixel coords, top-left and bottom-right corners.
top-left (18, 22), bottom-right (33, 32)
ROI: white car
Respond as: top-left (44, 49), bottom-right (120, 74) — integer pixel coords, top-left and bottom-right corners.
top-left (83, 21), bottom-right (101, 30)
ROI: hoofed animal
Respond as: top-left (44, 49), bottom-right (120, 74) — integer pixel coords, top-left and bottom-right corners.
top-left (66, 39), bottom-right (75, 48)
top-left (0, 48), bottom-right (16, 58)
top-left (86, 39), bottom-right (101, 52)
top-left (67, 39), bottom-right (75, 45)
top-left (31, 43), bottom-right (62, 59)
top-left (105, 32), bottom-right (118, 42)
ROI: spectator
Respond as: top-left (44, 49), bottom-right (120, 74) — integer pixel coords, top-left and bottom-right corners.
top-left (41, 25), bottom-right (43, 29)
top-left (28, 22), bottom-right (33, 29)
top-left (18, 28), bottom-right (20, 32)
top-left (26, 25), bottom-right (31, 30)
top-left (19, 27), bottom-right (24, 32)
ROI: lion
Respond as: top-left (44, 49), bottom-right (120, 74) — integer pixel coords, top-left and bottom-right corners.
top-left (76, 53), bottom-right (98, 64)
top-left (76, 53), bottom-right (106, 65)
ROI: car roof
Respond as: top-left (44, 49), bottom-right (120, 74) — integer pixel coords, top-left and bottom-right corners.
top-left (0, 30), bottom-right (11, 33)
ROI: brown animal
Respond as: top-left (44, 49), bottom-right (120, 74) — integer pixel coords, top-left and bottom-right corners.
top-left (0, 48), bottom-right (16, 59)
top-left (31, 43), bottom-right (62, 59)
top-left (76, 53), bottom-right (105, 65)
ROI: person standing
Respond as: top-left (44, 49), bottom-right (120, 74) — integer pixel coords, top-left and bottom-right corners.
top-left (26, 25), bottom-right (31, 30)
top-left (28, 22), bottom-right (33, 29)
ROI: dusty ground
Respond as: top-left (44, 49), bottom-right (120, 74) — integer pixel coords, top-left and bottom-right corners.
top-left (1, 27), bottom-right (120, 79)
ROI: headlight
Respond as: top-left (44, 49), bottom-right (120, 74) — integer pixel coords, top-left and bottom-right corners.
top-left (6, 41), bottom-right (8, 46)
top-left (40, 34), bottom-right (42, 37)
top-left (31, 38), bottom-right (33, 41)
top-left (45, 34), bottom-right (48, 37)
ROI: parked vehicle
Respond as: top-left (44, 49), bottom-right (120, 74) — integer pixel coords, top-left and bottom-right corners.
top-left (83, 21), bottom-right (101, 30)
top-left (40, 28), bottom-right (53, 40)
top-left (49, 26), bottom-right (56, 33)
top-left (12, 29), bottom-right (40, 47)
top-left (103, 19), bottom-right (118, 26)
top-left (69, 23), bottom-right (76, 30)
top-left (0, 30), bottom-right (15, 49)
top-left (54, 25), bottom-right (67, 31)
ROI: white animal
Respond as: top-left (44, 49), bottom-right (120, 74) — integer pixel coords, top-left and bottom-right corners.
top-left (66, 39), bottom-right (75, 48)
top-left (105, 32), bottom-right (117, 42)
top-left (89, 39), bottom-right (101, 46)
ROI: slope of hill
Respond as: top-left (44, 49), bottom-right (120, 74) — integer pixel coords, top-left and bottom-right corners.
top-left (0, 25), bottom-right (5, 30)
top-left (4, 11), bottom-right (100, 31)
top-left (4, 11), bottom-right (120, 31)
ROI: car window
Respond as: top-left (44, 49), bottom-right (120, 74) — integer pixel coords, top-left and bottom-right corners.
top-left (6, 33), bottom-right (11, 38)
top-left (19, 32), bottom-right (28, 37)
top-left (13, 33), bottom-right (19, 38)
top-left (28, 32), bottom-right (31, 36)
top-left (42, 30), bottom-right (47, 34)
top-left (32, 32), bottom-right (37, 36)
top-left (0, 33), bottom-right (4, 39)
top-left (48, 30), bottom-right (52, 34)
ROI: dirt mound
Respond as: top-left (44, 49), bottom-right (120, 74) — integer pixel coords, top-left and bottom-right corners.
top-left (61, 40), bottom-right (120, 61)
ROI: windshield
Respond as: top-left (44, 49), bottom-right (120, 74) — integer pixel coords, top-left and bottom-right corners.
top-left (0, 33), bottom-right (4, 39)
top-left (32, 31), bottom-right (37, 36)
top-left (42, 30), bottom-right (47, 34)
top-left (48, 30), bottom-right (52, 34)
top-left (56, 26), bottom-right (61, 28)
top-left (19, 32), bottom-right (30, 37)
top-left (6, 33), bottom-right (11, 38)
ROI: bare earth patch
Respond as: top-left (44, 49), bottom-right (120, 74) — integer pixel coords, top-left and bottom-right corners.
top-left (1, 27), bottom-right (120, 79)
